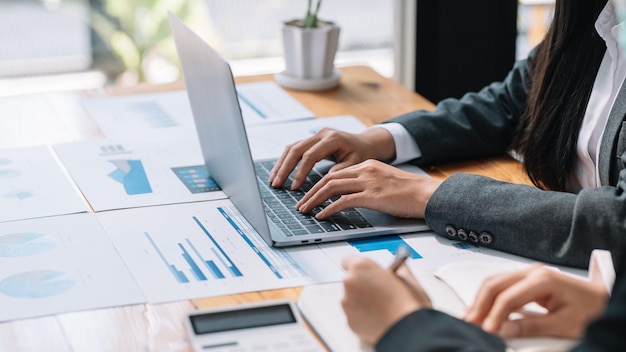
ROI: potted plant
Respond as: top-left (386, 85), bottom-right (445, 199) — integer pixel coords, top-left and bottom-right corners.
top-left (275, 0), bottom-right (341, 91)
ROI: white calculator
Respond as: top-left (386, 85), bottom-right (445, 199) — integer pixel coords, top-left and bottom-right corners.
top-left (185, 299), bottom-right (326, 352)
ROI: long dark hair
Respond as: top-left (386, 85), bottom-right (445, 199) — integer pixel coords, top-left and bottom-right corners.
top-left (511, 0), bottom-right (608, 191)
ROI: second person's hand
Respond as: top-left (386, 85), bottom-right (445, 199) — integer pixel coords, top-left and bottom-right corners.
top-left (464, 264), bottom-right (609, 339)
top-left (269, 127), bottom-right (396, 190)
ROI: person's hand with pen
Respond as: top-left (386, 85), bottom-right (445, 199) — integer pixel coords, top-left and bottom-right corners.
top-left (341, 246), bottom-right (432, 346)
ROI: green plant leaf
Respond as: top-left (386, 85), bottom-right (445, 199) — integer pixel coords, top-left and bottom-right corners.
top-left (301, 0), bottom-right (322, 28)
top-left (110, 31), bottom-right (141, 70)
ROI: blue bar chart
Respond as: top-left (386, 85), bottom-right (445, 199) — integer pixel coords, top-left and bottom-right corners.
top-left (452, 242), bottom-right (479, 250)
top-left (192, 217), bottom-right (243, 277)
top-left (171, 165), bottom-right (221, 194)
top-left (125, 100), bottom-right (177, 128)
top-left (217, 206), bottom-right (307, 279)
top-left (144, 217), bottom-right (244, 285)
top-left (348, 235), bottom-right (422, 259)
top-left (144, 232), bottom-right (189, 283)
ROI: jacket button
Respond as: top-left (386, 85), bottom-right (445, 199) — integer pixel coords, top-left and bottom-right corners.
top-left (479, 232), bottom-right (493, 244)
top-left (457, 229), bottom-right (468, 241)
top-left (445, 225), bottom-right (457, 237)
top-left (468, 231), bottom-right (479, 243)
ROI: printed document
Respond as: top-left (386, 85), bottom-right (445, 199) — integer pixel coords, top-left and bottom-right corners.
top-left (81, 81), bottom-right (315, 144)
top-left (0, 214), bottom-right (144, 322)
top-left (53, 139), bottom-right (225, 211)
top-left (0, 146), bottom-right (88, 222)
top-left (96, 200), bottom-right (344, 303)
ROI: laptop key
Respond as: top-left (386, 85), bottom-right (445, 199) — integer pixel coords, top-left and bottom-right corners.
top-left (294, 213), bottom-right (313, 220)
top-left (282, 218), bottom-right (299, 225)
top-left (305, 225), bottom-right (325, 234)
top-left (319, 222), bottom-right (340, 232)
top-left (291, 230), bottom-right (309, 236)
top-left (354, 221), bottom-right (374, 228)
top-left (331, 215), bottom-right (359, 229)
top-left (287, 224), bottom-right (305, 231)
top-left (273, 208), bottom-right (291, 216)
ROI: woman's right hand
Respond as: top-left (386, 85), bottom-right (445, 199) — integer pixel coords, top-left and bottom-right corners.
top-left (464, 264), bottom-right (609, 339)
top-left (269, 127), bottom-right (396, 190)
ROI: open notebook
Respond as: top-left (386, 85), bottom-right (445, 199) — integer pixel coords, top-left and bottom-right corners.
top-left (297, 259), bottom-right (592, 352)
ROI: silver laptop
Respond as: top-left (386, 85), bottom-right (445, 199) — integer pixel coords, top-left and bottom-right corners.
top-left (169, 13), bottom-right (429, 247)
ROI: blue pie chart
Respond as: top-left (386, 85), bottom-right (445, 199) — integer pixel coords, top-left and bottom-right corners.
top-left (0, 232), bottom-right (56, 257)
top-left (0, 270), bottom-right (75, 299)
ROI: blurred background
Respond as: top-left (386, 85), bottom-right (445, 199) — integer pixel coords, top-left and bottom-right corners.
top-left (0, 0), bottom-right (553, 96)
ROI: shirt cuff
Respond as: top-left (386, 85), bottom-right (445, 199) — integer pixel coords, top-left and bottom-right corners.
top-left (373, 123), bottom-right (422, 165)
top-left (588, 249), bottom-right (616, 294)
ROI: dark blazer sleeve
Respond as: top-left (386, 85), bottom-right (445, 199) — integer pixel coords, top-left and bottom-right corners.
top-left (425, 160), bottom-right (626, 269)
top-left (376, 309), bottom-right (506, 352)
top-left (385, 51), bottom-right (531, 166)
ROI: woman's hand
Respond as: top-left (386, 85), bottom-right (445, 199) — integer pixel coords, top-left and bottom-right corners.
top-left (465, 264), bottom-right (609, 339)
top-left (341, 256), bottom-right (432, 346)
top-left (269, 127), bottom-right (396, 190)
top-left (296, 159), bottom-right (442, 219)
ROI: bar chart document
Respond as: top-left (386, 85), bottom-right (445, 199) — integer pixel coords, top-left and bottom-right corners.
top-left (0, 146), bottom-right (88, 223)
top-left (0, 214), bottom-right (144, 322)
top-left (53, 139), bottom-right (226, 211)
top-left (96, 200), bottom-right (343, 303)
top-left (235, 81), bottom-right (315, 125)
top-left (81, 81), bottom-right (314, 145)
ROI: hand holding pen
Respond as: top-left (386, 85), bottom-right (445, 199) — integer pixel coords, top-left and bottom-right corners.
top-left (341, 246), bottom-right (433, 345)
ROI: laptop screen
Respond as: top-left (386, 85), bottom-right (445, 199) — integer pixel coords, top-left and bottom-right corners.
top-left (169, 13), bottom-right (272, 244)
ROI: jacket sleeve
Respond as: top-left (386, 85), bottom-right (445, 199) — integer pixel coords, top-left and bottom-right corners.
top-left (424, 163), bottom-right (626, 269)
top-left (376, 309), bottom-right (506, 352)
top-left (385, 52), bottom-right (531, 166)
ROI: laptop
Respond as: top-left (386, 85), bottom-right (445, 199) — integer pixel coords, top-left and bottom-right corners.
top-left (169, 13), bottom-right (430, 247)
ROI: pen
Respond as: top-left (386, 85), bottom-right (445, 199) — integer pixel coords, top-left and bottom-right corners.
top-left (388, 245), bottom-right (410, 273)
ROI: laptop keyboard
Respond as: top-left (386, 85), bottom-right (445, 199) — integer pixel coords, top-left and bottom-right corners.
top-left (254, 160), bottom-right (373, 237)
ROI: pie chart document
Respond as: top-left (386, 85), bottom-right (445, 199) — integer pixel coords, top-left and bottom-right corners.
top-left (0, 213), bottom-right (144, 322)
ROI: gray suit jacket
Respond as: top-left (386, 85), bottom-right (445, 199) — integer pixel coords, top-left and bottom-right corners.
top-left (387, 55), bottom-right (626, 269)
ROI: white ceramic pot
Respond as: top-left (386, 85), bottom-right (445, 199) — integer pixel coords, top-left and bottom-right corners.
top-left (281, 19), bottom-right (340, 80)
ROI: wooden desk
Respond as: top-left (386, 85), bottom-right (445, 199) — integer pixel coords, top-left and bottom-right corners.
top-left (0, 65), bottom-right (531, 351)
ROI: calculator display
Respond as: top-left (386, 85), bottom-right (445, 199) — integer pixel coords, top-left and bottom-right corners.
top-left (190, 303), bottom-right (296, 335)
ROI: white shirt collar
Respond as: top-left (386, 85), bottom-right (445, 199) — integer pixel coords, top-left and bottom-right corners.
top-left (597, 0), bottom-right (623, 61)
